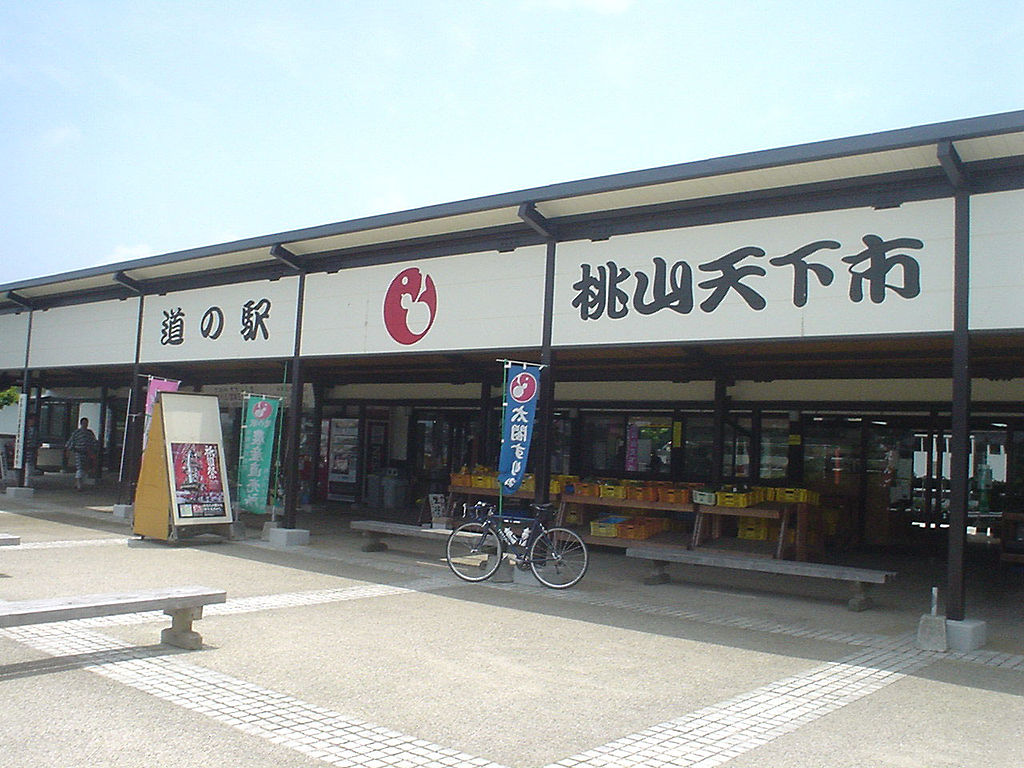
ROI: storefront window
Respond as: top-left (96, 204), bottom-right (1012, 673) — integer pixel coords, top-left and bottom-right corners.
top-left (803, 417), bottom-right (863, 491)
top-left (683, 415), bottom-right (715, 482)
top-left (759, 415), bottom-right (790, 480)
top-left (581, 414), bottom-right (625, 474)
top-left (625, 415), bottom-right (672, 476)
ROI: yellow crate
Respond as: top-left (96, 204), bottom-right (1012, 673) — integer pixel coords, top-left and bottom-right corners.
top-left (470, 474), bottom-right (491, 488)
top-left (716, 491), bottom-right (754, 508)
top-left (549, 479), bottom-right (563, 495)
top-left (737, 517), bottom-right (769, 540)
top-left (600, 484), bottom-right (627, 499)
top-left (450, 473), bottom-right (471, 487)
top-left (590, 516), bottom-right (629, 537)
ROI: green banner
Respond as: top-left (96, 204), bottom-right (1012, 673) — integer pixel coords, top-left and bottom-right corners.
top-left (237, 394), bottom-right (280, 513)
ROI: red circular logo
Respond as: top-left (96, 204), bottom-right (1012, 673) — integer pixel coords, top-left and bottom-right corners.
top-left (383, 267), bottom-right (437, 345)
top-left (509, 371), bottom-right (538, 403)
top-left (252, 400), bottom-right (273, 419)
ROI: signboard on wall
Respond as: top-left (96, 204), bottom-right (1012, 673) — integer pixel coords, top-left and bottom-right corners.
top-left (969, 188), bottom-right (1024, 331)
top-left (28, 298), bottom-right (138, 368)
top-left (0, 312), bottom-right (29, 370)
top-left (140, 277), bottom-right (298, 363)
top-left (553, 199), bottom-right (955, 346)
top-left (301, 246), bottom-right (547, 356)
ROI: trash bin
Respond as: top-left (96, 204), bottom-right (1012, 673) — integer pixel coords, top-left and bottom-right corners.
top-left (382, 474), bottom-right (409, 510)
top-left (365, 473), bottom-right (384, 508)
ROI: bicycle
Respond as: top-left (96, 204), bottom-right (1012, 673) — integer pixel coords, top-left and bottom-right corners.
top-left (445, 500), bottom-right (589, 589)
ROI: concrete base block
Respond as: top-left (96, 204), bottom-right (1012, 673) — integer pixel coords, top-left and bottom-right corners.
top-left (261, 521), bottom-right (281, 541)
top-left (946, 618), bottom-right (987, 652)
top-left (915, 614), bottom-right (948, 651)
top-left (268, 527), bottom-right (310, 547)
top-left (5, 486), bottom-right (34, 499)
top-left (112, 504), bottom-right (134, 520)
top-left (489, 555), bottom-right (513, 582)
top-left (161, 627), bottom-right (203, 650)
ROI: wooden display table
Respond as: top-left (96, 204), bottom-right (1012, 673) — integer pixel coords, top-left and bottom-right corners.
top-left (559, 493), bottom-right (695, 548)
top-left (693, 502), bottom-right (823, 562)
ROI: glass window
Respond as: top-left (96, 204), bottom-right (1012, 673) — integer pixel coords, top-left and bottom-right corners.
top-left (626, 415), bottom-right (672, 476)
top-left (759, 416), bottom-right (790, 480)
top-left (683, 415), bottom-right (715, 482)
top-left (580, 414), bottom-right (625, 474)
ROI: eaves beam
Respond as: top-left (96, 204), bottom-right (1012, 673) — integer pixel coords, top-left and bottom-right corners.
top-left (271, 244), bottom-right (305, 272)
top-left (938, 140), bottom-right (969, 189)
top-left (113, 271), bottom-right (145, 295)
top-left (5, 291), bottom-right (36, 310)
top-left (518, 202), bottom-right (558, 240)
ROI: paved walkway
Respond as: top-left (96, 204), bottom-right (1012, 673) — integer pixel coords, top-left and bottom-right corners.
top-left (1, 479), bottom-right (1022, 767)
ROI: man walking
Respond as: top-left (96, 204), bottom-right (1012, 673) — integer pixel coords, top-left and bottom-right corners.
top-left (65, 417), bottom-right (98, 491)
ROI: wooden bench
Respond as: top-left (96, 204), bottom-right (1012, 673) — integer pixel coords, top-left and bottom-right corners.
top-left (0, 585), bottom-right (226, 649)
top-left (0, 534), bottom-right (20, 546)
top-left (350, 520), bottom-right (452, 552)
top-left (625, 545), bottom-right (896, 611)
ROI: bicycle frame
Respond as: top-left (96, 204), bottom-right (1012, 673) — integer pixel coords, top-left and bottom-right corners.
top-left (461, 502), bottom-right (550, 566)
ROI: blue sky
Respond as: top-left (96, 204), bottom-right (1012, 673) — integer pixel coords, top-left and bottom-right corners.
top-left (1, 0), bottom-right (1022, 285)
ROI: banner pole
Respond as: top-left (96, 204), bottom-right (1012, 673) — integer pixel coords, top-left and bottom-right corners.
top-left (498, 361), bottom-right (509, 518)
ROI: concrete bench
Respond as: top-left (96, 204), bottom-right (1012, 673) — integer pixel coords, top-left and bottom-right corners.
top-left (0, 534), bottom-right (20, 546)
top-left (626, 546), bottom-right (896, 611)
top-left (350, 520), bottom-right (451, 552)
top-left (0, 585), bottom-right (226, 649)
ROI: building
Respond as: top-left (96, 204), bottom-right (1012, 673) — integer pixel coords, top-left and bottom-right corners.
top-left (4, 110), bottom-right (1024, 622)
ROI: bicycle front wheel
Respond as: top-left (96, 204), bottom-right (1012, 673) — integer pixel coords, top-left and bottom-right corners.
top-left (446, 523), bottom-right (503, 582)
top-left (529, 527), bottom-right (588, 588)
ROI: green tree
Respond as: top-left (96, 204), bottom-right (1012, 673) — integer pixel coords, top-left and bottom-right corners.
top-left (0, 386), bottom-right (20, 408)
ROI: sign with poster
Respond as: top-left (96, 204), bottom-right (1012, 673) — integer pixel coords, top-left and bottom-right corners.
top-left (327, 417), bottom-right (359, 501)
top-left (133, 392), bottom-right (234, 541)
top-left (237, 394), bottom-right (281, 513)
top-left (170, 442), bottom-right (229, 519)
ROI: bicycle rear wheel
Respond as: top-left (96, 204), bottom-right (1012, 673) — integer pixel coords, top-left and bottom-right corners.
top-left (529, 527), bottom-right (588, 588)
top-left (446, 522), bottom-right (503, 582)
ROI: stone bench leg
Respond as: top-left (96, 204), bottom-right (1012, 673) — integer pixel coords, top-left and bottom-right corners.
top-left (848, 582), bottom-right (874, 612)
top-left (642, 559), bottom-right (671, 585)
top-left (361, 532), bottom-right (388, 552)
top-left (161, 607), bottom-right (205, 650)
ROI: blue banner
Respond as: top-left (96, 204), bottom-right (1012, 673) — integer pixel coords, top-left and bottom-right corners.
top-left (497, 363), bottom-right (542, 495)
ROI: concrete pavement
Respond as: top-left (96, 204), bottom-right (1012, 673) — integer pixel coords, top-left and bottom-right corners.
top-left (1, 476), bottom-right (1022, 767)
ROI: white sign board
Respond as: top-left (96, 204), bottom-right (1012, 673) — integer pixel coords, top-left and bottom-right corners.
top-left (553, 199), bottom-right (955, 346)
top-left (969, 188), bottom-right (1024, 331)
top-left (0, 312), bottom-right (29, 370)
top-left (301, 246), bottom-right (547, 356)
top-left (28, 299), bottom-right (138, 368)
top-left (141, 277), bottom-right (298, 363)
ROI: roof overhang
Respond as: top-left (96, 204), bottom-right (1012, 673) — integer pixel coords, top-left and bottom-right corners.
top-left (3, 110), bottom-right (1024, 314)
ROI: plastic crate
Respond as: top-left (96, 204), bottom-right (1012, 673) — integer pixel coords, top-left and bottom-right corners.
top-left (600, 483), bottom-right (627, 499)
top-left (617, 517), bottom-right (662, 540)
top-left (571, 482), bottom-right (599, 497)
top-left (658, 487), bottom-right (691, 504)
top-left (590, 516), bottom-right (630, 537)
top-left (737, 516), bottom-right (769, 540)
top-left (692, 489), bottom-right (717, 505)
top-left (450, 473), bottom-right (471, 487)
top-left (716, 491), bottom-right (754, 508)
top-left (626, 484), bottom-right (658, 501)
